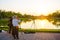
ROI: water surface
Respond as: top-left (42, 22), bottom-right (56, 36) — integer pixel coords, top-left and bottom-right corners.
top-left (19, 19), bottom-right (60, 29)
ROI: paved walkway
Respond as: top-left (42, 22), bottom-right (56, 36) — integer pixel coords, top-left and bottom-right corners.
top-left (0, 31), bottom-right (60, 40)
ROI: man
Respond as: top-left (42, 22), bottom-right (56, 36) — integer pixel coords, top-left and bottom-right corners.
top-left (12, 15), bottom-right (20, 39)
top-left (8, 17), bottom-right (12, 34)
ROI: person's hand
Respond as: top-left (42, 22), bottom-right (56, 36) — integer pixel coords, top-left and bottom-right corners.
top-left (16, 26), bottom-right (19, 29)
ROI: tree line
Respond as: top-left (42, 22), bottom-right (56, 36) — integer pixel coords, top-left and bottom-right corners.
top-left (0, 10), bottom-right (60, 26)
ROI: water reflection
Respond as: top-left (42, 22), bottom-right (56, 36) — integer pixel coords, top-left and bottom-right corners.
top-left (48, 18), bottom-right (60, 27)
top-left (51, 21), bottom-right (60, 27)
top-left (19, 19), bottom-right (60, 29)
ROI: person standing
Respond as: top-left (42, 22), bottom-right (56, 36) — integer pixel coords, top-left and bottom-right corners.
top-left (12, 15), bottom-right (20, 39)
top-left (8, 17), bottom-right (13, 34)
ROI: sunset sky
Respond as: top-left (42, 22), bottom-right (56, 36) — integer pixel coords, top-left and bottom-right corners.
top-left (0, 0), bottom-right (60, 16)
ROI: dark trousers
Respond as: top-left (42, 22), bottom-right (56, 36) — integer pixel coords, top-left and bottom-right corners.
top-left (9, 26), bottom-right (12, 33)
top-left (12, 27), bottom-right (19, 39)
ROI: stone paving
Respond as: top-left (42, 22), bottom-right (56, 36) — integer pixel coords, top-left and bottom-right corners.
top-left (0, 31), bottom-right (60, 40)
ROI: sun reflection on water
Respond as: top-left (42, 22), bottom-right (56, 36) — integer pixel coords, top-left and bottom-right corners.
top-left (19, 19), bottom-right (60, 29)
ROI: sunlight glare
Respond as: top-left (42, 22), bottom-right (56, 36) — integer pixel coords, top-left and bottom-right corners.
top-left (0, 0), bottom-right (60, 16)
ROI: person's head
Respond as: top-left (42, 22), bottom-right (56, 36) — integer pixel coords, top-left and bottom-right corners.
top-left (9, 17), bottom-right (12, 19)
top-left (13, 15), bottom-right (18, 19)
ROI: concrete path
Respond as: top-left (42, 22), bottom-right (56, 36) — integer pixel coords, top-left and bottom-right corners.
top-left (0, 31), bottom-right (60, 40)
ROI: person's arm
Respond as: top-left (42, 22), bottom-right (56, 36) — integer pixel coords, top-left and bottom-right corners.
top-left (18, 19), bottom-right (21, 24)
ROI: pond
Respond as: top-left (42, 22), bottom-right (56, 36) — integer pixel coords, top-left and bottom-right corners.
top-left (19, 19), bottom-right (60, 29)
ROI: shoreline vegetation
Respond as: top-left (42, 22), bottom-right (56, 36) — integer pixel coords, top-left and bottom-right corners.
top-left (0, 27), bottom-right (60, 33)
top-left (0, 10), bottom-right (60, 33)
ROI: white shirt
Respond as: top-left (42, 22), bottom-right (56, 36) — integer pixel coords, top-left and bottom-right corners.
top-left (12, 18), bottom-right (20, 27)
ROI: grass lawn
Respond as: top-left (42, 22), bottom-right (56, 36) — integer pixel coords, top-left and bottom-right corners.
top-left (0, 27), bottom-right (60, 33)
